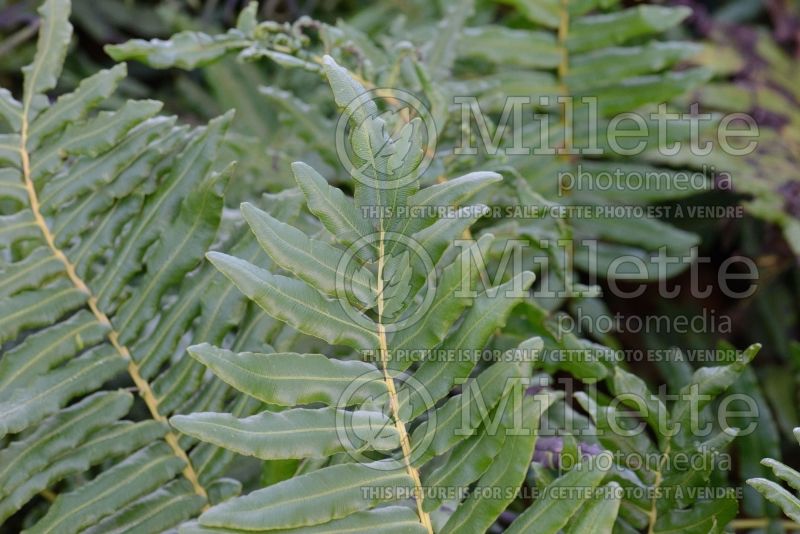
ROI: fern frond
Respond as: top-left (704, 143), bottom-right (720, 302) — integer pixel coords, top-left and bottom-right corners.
top-left (173, 56), bottom-right (553, 533)
top-left (569, 344), bottom-right (760, 533)
top-left (0, 1), bottom-right (283, 530)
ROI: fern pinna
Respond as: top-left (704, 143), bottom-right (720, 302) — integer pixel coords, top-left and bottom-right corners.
top-left (748, 427), bottom-right (800, 525)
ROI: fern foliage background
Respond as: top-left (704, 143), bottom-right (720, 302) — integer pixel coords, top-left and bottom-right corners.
top-left (104, 0), bottom-right (712, 287)
top-left (1, 0), bottom-right (799, 532)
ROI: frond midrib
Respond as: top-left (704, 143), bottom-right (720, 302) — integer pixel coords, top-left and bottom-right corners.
top-left (17, 100), bottom-right (209, 504)
top-left (375, 226), bottom-right (433, 533)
